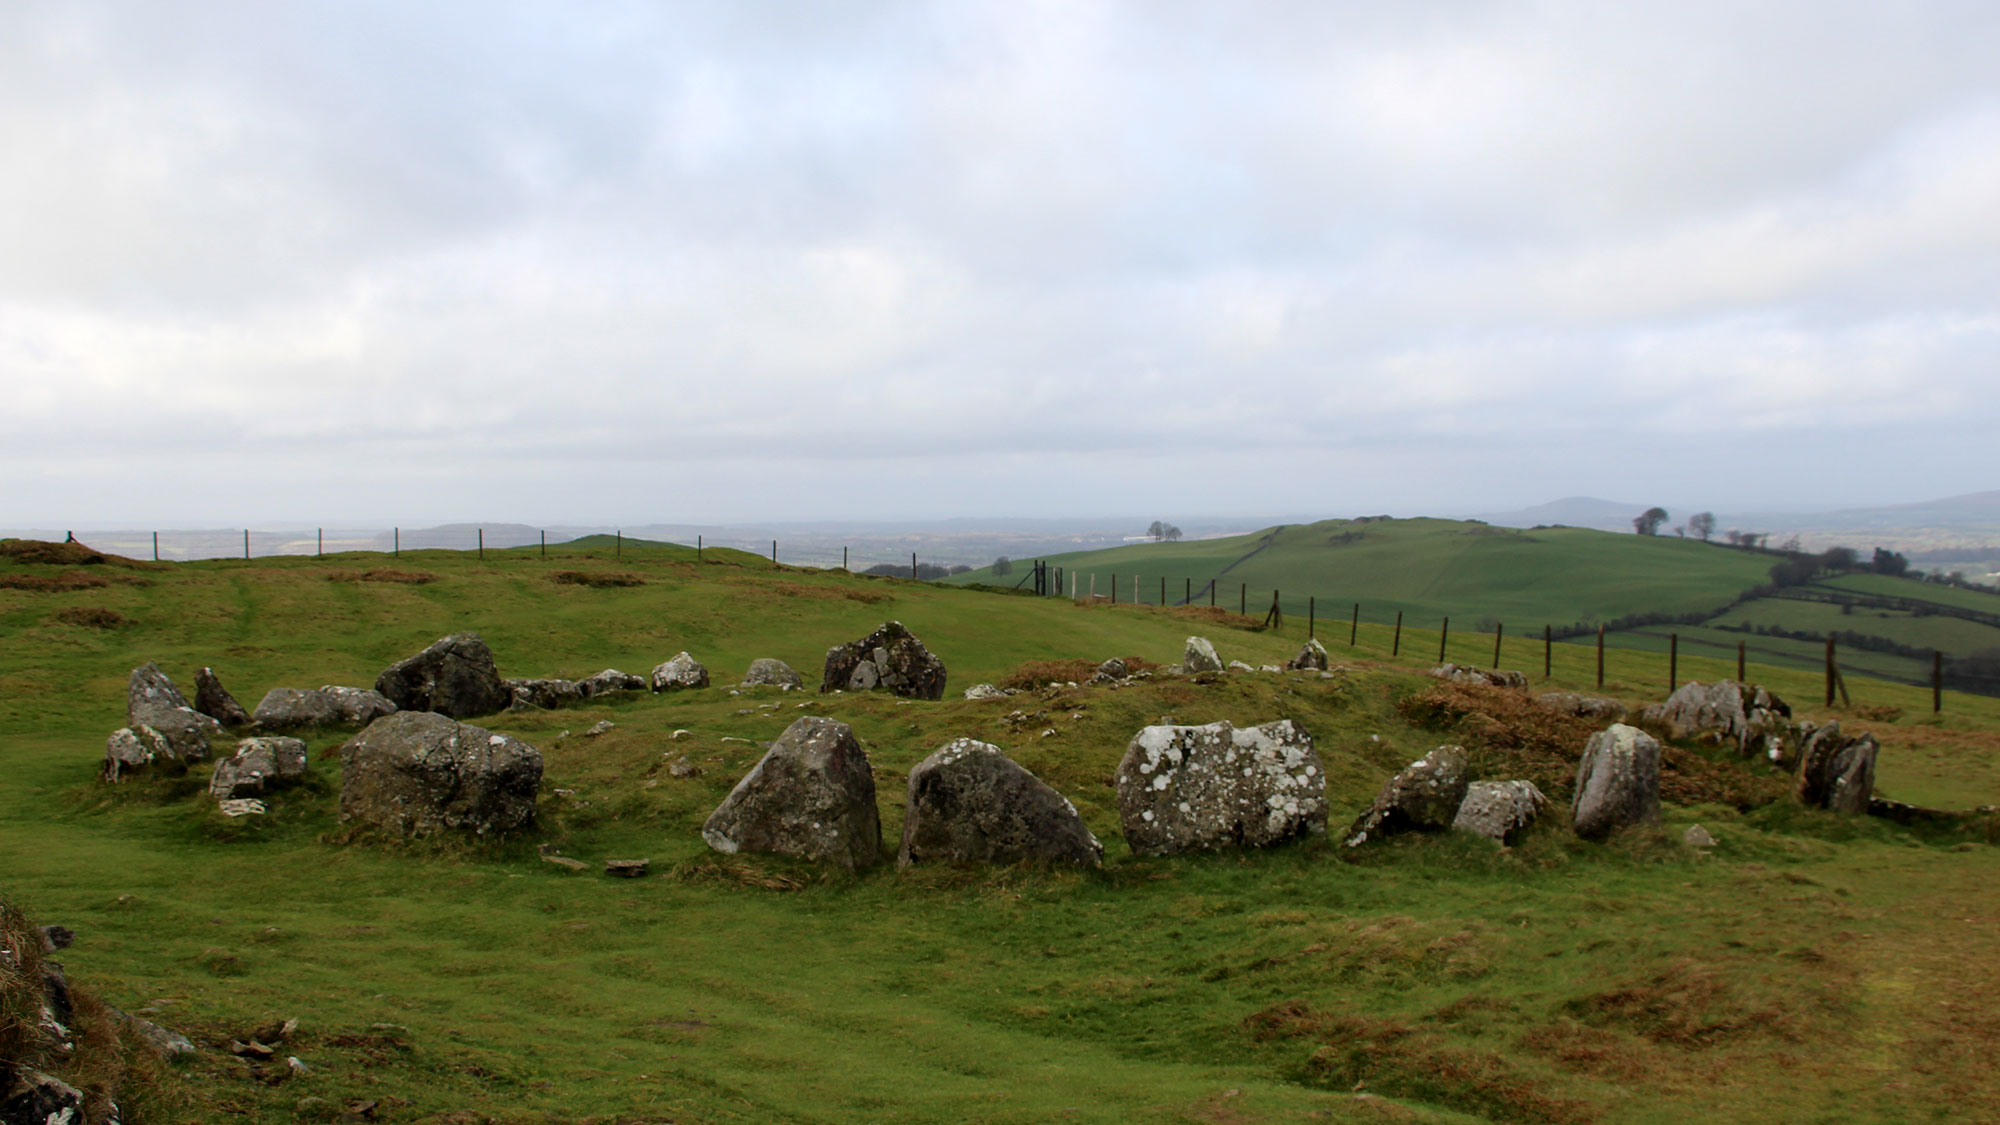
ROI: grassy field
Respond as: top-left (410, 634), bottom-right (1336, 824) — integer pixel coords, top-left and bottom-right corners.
top-left (5, 538), bottom-right (2000, 1122)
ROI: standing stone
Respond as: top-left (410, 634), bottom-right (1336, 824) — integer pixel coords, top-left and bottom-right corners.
top-left (338, 711), bottom-right (542, 838)
top-left (1287, 639), bottom-right (1330, 671)
top-left (209, 737), bottom-right (309, 800)
top-left (1452, 780), bottom-right (1548, 844)
top-left (1114, 720), bottom-right (1326, 856)
top-left (1571, 723), bottom-right (1662, 840)
top-left (898, 738), bottom-right (1102, 868)
top-left (650, 652), bottom-right (710, 691)
top-left (251, 686), bottom-right (398, 729)
top-left (126, 662), bottom-right (221, 759)
top-left (701, 716), bottom-right (882, 870)
top-left (739, 658), bottom-right (805, 691)
top-left (373, 632), bottom-right (512, 719)
top-left (1795, 721), bottom-right (1879, 815)
top-left (194, 666), bottom-right (253, 727)
top-left (1181, 637), bottom-right (1224, 674)
top-left (819, 621), bottom-right (947, 700)
top-left (1344, 746), bottom-right (1472, 846)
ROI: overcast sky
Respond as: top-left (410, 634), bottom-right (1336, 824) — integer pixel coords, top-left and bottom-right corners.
top-left (3, 1), bottom-right (1997, 527)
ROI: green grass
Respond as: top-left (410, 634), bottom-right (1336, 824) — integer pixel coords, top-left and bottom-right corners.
top-left (6, 540), bottom-right (2000, 1121)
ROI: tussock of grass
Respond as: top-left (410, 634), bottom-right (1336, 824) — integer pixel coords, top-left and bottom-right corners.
top-left (0, 570), bottom-right (112, 592)
top-left (325, 568), bottom-right (439, 585)
top-left (548, 570), bottom-right (645, 588)
top-left (53, 607), bottom-right (132, 629)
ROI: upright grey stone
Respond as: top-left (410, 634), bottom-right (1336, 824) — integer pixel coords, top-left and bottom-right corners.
top-left (1452, 780), bottom-right (1549, 844)
top-left (1114, 720), bottom-right (1325, 856)
top-left (819, 621), bottom-right (947, 700)
top-left (1572, 723), bottom-right (1662, 840)
top-left (1344, 745), bottom-right (1472, 846)
top-left (338, 711), bottom-right (541, 838)
top-left (898, 738), bottom-right (1102, 868)
top-left (1181, 637), bottom-right (1224, 674)
top-left (1795, 721), bottom-right (1879, 815)
top-left (193, 666), bottom-right (253, 727)
top-left (702, 716), bottom-right (882, 870)
top-left (1287, 638), bottom-right (1330, 671)
top-left (126, 662), bottom-right (221, 759)
top-left (374, 632), bottom-right (511, 719)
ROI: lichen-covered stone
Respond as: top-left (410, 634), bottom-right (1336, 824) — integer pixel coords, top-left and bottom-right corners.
top-left (1428, 664), bottom-right (1528, 689)
top-left (101, 724), bottom-right (189, 782)
top-left (898, 738), bottom-right (1102, 868)
top-left (650, 652), bottom-right (710, 691)
top-left (374, 632), bottom-right (511, 719)
top-left (702, 716), bottom-right (882, 870)
top-left (819, 621), bottom-right (946, 700)
top-left (1114, 720), bottom-right (1325, 856)
top-left (1344, 745), bottom-right (1471, 846)
top-left (1287, 639), bottom-right (1330, 671)
top-left (962, 683), bottom-right (1009, 700)
top-left (1181, 637), bottom-right (1224, 674)
top-left (251, 686), bottom-right (397, 729)
top-left (1795, 721), bottom-right (1879, 815)
top-left (1452, 779), bottom-right (1548, 844)
top-left (338, 711), bottom-right (541, 838)
top-left (1572, 723), bottom-right (1662, 840)
top-left (1640, 680), bottom-right (1794, 758)
top-left (505, 677), bottom-right (585, 710)
top-left (578, 668), bottom-right (646, 697)
top-left (739, 658), bottom-right (804, 691)
top-left (209, 736), bottom-right (309, 800)
top-left (126, 662), bottom-right (221, 759)
top-left (194, 666), bottom-right (253, 727)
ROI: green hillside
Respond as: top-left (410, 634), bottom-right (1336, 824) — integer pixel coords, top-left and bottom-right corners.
top-left (5, 538), bottom-right (2000, 1121)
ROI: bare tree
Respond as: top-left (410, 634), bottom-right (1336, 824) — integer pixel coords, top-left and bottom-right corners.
top-left (1687, 511), bottom-right (1716, 541)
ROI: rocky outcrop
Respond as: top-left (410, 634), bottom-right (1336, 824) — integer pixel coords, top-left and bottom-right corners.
top-left (209, 737), bottom-right (309, 800)
top-left (1641, 680), bottom-right (1793, 758)
top-left (1090, 658), bottom-right (1129, 684)
top-left (1572, 723), bottom-right (1661, 840)
top-left (251, 686), bottom-right (397, 729)
top-left (1536, 692), bottom-right (1628, 721)
top-left (374, 632), bottom-right (511, 719)
top-left (701, 716), bottom-right (882, 870)
top-left (739, 658), bottom-right (804, 691)
top-left (1794, 721), bottom-right (1879, 815)
top-left (819, 622), bottom-right (947, 700)
top-left (650, 652), bottom-right (710, 692)
top-left (101, 724), bottom-right (194, 782)
top-left (1344, 746), bottom-right (1472, 846)
top-left (1286, 639), bottom-right (1330, 671)
top-left (193, 666), bottom-right (253, 728)
top-left (1452, 779), bottom-right (1548, 844)
top-left (1181, 637), bottom-right (1224, 674)
top-left (126, 662), bottom-right (221, 759)
top-left (1114, 720), bottom-right (1325, 856)
top-left (1428, 664), bottom-right (1527, 689)
top-left (898, 739), bottom-right (1102, 868)
top-left (338, 711), bottom-right (542, 838)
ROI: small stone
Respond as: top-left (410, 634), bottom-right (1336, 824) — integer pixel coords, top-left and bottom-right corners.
top-left (583, 720), bottom-right (615, 737)
top-left (217, 798), bottom-right (267, 817)
top-left (668, 756), bottom-right (702, 779)
top-left (603, 859), bottom-right (650, 878)
top-left (540, 854), bottom-right (587, 871)
top-left (650, 652), bottom-right (710, 691)
top-left (1683, 824), bottom-right (1716, 848)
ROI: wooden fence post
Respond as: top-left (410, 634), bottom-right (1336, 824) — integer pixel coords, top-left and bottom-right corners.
top-left (317, 528), bottom-right (322, 558)
top-left (911, 552), bottom-right (917, 580)
top-left (152, 531), bottom-right (158, 562)
top-left (478, 528), bottom-right (484, 560)
top-left (1160, 576), bottom-right (1166, 606)
top-left (394, 527), bottom-right (398, 557)
top-left (843, 546), bottom-right (848, 570)
top-left (1185, 577), bottom-right (1191, 605)
top-left (1669, 633), bottom-right (1678, 689)
top-left (1737, 640), bottom-right (1745, 682)
top-left (1596, 625), bottom-right (1605, 688)
top-left (1209, 579), bottom-right (1215, 607)
top-left (1825, 637), bottom-right (1836, 707)
top-left (1438, 617), bottom-right (1449, 664)
top-left (1935, 650), bottom-right (1944, 713)
top-left (1309, 597), bottom-right (1315, 639)
top-left (1543, 624), bottom-right (1551, 678)
top-left (243, 529), bottom-right (249, 560)
top-left (1240, 583), bottom-right (1245, 615)
top-left (1112, 573), bottom-right (1117, 604)
top-left (1350, 603), bottom-right (1359, 646)
top-left (1491, 623), bottom-right (1502, 670)
top-left (1393, 612), bottom-right (1403, 656)
top-left (541, 530), bottom-right (546, 559)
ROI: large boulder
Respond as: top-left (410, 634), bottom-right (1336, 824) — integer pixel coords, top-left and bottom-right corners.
top-left (251, 686), bottom-right (398, 729)
top-left (819, 621), bottom-right (947, 700)
top-left (1795, 721), bottom-right (1879, 815)
top-left (101, 724), bottom-right (194, 782)
top-left (1344, 745), bottom-right (1472, 846)
top-left (898, 738), bottom-right (1103, 868)
top-left (1641, 680), bottom-right (1793, 758)
top-left (1114, 720), bottom-right (1325, 856)
top-left (126, 662), bottom-right (221, 758)
top-left (739, 658), bottom-right (804, 691)
top-left (193, 666), bottom-right (253, 727)
top-left (650, 652), bottom-right (710, 692)
top-left (1452, 779), bottom-right (1549, 844)
top-left (338, 711), bottom-right (542, 838)
top-left (1572, 723), bottom-right (1662, 840)
top-left (374, 632), bottom-right (511, 719)
top-left (1286, 638), bottom-right (1330, 671)
top-left (1181, 637), bottom-right (1224, 674)
top-left (209, 736), bottom-right (309, 800)
top-left (1428, 664), bottom-right (1528, 690)
top-left (701, 716), bottom-right (882, 870)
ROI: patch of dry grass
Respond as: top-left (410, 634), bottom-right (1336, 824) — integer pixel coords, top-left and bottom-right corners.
top-left (325, 568), bottom-right (439, 585)
top-left (548, 570), bottom-right (646, 588)
top-left (52, 607), bottom-right (132, 629)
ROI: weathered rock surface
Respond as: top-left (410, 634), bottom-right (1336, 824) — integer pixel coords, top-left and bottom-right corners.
top-left (126, 662), bottom-right (221, 758)
top-left (1452, 779), bottom-right (1548, 844)
top-left (1640, 680), bottom-right (1794, 758)
top-left (102, 724), bottom-right (192, 782)
top-left (819, 621), bottom-right (947, 700)
top-left (1572, 723), bottom-right (1662, 840)
top-left (962, 683), bottom-right (1009, 701)
top-left (701, 716), bottom-right (882, 870)
top-left (739, 658), bottom-right (804, 691)
top-left (209, 737), bottom-right (309, 800)
top-left (1228, 660), bottom-right (1256, 673)
top-left (1345, 746), bottom-right (1472, 846)
top-left (1287, 638), bottom-right (1330, 671)
top-left (505, 677), bottom-right (584, 710)
top-left (1091, 658), bottom-right (1129, 684)
top-left (194, 666), bottom-right (253, 727)
top-left (578, 668), bottom-right (646, 697)
top-left (898, 738), bottom-right (1102, 868)
top-left (1114, 720), bottom-right (1325, 856)
top-left (1683, 824), bottom-right (1717, 848)
top-left (374, 632), bottom-right (511, 719)
top-left (650, 652), bottom-right (710, 691)
top-left (1, 1069), bottom-right (86, 1125)
top-left (338, 711), bottom-right (542, 838)
top-left (1181, 637), bottom-right (1224, 674)
top-left (1536, 692), bottom-right (1628, 721)
top-left (251, 686), bottom-right (397, 729)
top-left (1795, 721), bottom-right (1879, 815)
top-left (1428, 664), bottom-right (1528, 689)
